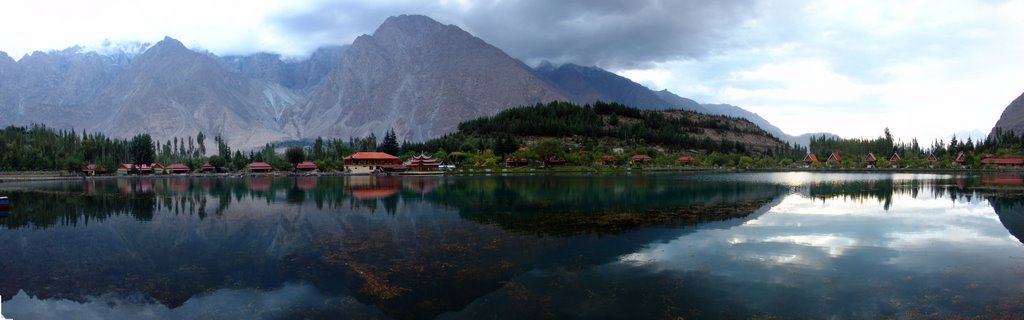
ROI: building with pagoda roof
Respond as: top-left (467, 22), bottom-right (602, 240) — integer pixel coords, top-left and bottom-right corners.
top-left (406, 154), bottom-right (440, 171)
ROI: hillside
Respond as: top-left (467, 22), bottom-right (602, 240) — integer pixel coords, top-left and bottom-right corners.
top-left (419, 101), bottom-right (802, 157)
top-left (990, 91), bottom-right (1024, 140)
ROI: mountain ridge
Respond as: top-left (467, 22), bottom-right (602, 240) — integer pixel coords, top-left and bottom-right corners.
top-left (0, 14), bottom-right (828, 149)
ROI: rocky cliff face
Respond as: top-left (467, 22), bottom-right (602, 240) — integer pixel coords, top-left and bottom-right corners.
top-left (287, 15), bottom-right (566, 141)
top-left (989, 91), bottom-right (1024, 139)
top-left (0, 14), bottom-right (822, 149)
top-left (86, 37), bottom-right (296, 148)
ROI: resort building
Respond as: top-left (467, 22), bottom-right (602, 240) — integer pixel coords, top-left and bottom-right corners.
top-left (865, 153), bottom-right (877, 168)
top-left (889, 152), bottom-right (902, 168)
top-left (677, 156), bottom-right (695, 165)
top-left (295, 161), bottom-right (319, 172)
top-left (201, 163), bottom-right (216, 172)
top-left (954, 151), bottom-right (967, 166)
top-left (81, 164), bottom-right (105, 176)
top-left (248, 162), bottom-right (273, 173)
top-left (117, 163), bottom-right (153, 175)
top-left (505, 157), bottom-right (529, 167)
top-left (406, 154), bottom-right (440, 171)
top-left (827, 152), bottom-right (842, 164)
top-left (544, 157), bottom-right (567, 166)
top-left (167, 164), bottom-right (191, 174)
top-left (927, 153), bottom-right (938, 166)
top-left (344, 152), bottom-right (401, 174)
top-left (980, 157), bottom-right (1024, 166)
top-left (803, 154), bottom-right (819, 165)
top-left (630, 154), bottom-right (652, 165)
top-left (151, 163), bottom-right (165, 174)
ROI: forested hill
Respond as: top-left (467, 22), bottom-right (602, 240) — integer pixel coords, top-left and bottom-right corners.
top-left (420, 101), bottom-right (804, 157)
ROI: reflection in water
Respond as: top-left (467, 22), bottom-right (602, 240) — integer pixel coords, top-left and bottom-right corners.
top-left (0, 173), bottom-right (1023, 319)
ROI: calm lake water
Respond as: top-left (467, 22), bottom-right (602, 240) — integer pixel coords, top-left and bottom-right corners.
top-left (2, 172), bottom-right (1024, 319)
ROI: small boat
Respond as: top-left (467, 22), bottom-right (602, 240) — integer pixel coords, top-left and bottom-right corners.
top-left (0, 196), bottom-right (8, 216)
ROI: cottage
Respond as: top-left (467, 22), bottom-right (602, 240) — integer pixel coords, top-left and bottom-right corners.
top-left (803, 154), bottom-right (819, 165)
top-left (344, 152), bottom-right (401, 174)
top-left (248, 162), bottom-right (273, 173)
top-left (954, 151), bottom-right (967, 165)
top-left (889, 152), bottom-right (902, 168)
top-left (505, 157), bottom-right (529, 167)
top-left (81, 164), bottom-right (105, 176)
top-left (117, 163), bottom-right (153, 175)
top-left (827, 152), bottom-right (842, 164)
top-left (927, 153), bottom-right (938, 166)
top-left (677, 156), bottom-right (695, 165)
top-left (600, 155), bottom-right (618, 164)
top-left (544, 157), bottom-right (567, 166)
top-left (295, 161), bottom-right (319, 172)
top-left (980, 157), bottom-right (1024, 166)
top-left (630, 154), bottom-right (653, 164)
top-left (201, 163), bottom-right (216, 172)
top-left (865, 153), bottom-right (877, 168)
top-left (405, 154), bottom-right (440, 171)
top-left (167, 164), bottom-right (191, 174)
top-left (150, 163), bottom-right (165, 174)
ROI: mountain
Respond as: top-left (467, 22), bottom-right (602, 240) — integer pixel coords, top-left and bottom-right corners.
top-left (86, 37), bottom-right (296, 148)
top-left (989, 91), bottom-right (1024, 139)
top-left (286, 15), bottom-right (565, 141)
top-left (0, 14), bottom-right (826, 149)
top-left (218, 45), bottom-right (347, 91)
top-left (700, 103), bottom-right (838, 146)
top-left (534, 62), bottom-right (691, 111)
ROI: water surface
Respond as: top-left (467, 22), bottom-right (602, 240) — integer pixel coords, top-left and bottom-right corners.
top-left (1, 173), bottom-right (1023, 319)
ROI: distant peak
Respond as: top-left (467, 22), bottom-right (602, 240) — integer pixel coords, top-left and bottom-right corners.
top-left (374, 14), bottom-right (449, 38)
top-left (154, 36), bottom-right (186, 50)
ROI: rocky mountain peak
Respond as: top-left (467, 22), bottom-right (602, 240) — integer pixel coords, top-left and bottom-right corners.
top-left (990, 91), bottom-right (1024, 139)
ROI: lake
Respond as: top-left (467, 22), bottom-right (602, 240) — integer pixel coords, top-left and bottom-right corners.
top-left (1, 172), bottom-right (1024, 319)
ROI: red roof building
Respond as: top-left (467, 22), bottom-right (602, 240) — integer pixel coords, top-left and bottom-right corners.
top-left (980, 157), bottom-right (1024, 166)
top-left (927, 153), bottom-right (938, 164)
top-left (344, 152), bottom-right (400, 166)
top-left (201, 163), bottom-right (216, 172)
top-left (544, 157), bottom-right (567, 166)
top-left (889, 152), bottom-right (901, 163)
top-left (803, 154), bottom-right (819, 164)
top-left (151, 163), bottom-right (165, 173)
top-left (249, 162), bottom-right (273, 172)
top-left (406, 154), bottom-right (440, 171)
top-left (601, 155), bottom-right (618, 164)
top-left (677, 156), bottom-right (695, 165)
top-left (167, 164), bottom-right (191, 174)
top-left (81, 164), bottom-right (105, 175)
top-left (505, 157), bottom-right (529, 167)
top-left (954, 151), bottom-right (967, 164)
top-left (630, 154), bottom-right (653, 163)
top-left (827, 152), bottom-right (842, 163)
top-left (117, 163), bottom-right (153, 174)
top-left (865, 153), bottom-right (877, 166)
top-left (295, 161), bottom-right (318, 171)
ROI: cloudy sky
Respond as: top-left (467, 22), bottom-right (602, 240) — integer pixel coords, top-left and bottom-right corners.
top-left (2, 0), bottom-right (1022, 143)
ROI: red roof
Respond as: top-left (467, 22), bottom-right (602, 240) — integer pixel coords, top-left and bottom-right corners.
top-left (295, 161), bottom-right (318, 170)
top-left (678, 156), bottom-right (695, 163)
top-left (167, 164), bottom-right (190, 171)
top-left (803, 154), bottom-right (818, 163)
top-left (865, 153), bottom-right (877, 163)
top-left (927, 154), bottom-right (938, 162)
top-left (630, 154), bottom-right (653, 161)
top-left (345, 152), bottom-right (398, 160)
top-left (954, 151), bottom-right (967, 163)
top-left (601, 155), bottom-right (617, 162)
top-left (827, 152), bottom-right (842, 162)
top-left (889, 153), bottom-right (902, 162)
top-left (981, 158), bottom-right (1024, 165)
top-left (249, 162), bottom-right (273, 171)
top-left (150, 163), bottom-right (164, 169)
top-left (201, 163), bottom-right (216, 170)
top-left (82, 164), bottom-right (98, 171)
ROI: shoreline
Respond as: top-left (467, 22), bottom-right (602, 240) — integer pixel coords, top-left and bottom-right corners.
top-left (3, 166), bottom-right (1024, 184)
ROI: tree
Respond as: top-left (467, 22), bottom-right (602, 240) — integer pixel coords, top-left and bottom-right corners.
top-left (129, 133), bottom-right (155, 171)
top-left (533, 138), bottom-right (564, 160)
top-left (380, 129), bottom-right (400, 155)
top-left (285, 147), bottom-right (306, 169)
top-left (197, 131), bottom-right (206, 157)
top-left (209, 155), bottom-right (227, 169)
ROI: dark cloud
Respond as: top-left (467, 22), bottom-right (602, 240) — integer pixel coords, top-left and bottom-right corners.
top-left (269, 0), bottom-right (759, 68)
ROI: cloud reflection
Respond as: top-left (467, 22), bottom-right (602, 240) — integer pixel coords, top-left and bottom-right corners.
top-left (3, 283), bottom-right (382, 320)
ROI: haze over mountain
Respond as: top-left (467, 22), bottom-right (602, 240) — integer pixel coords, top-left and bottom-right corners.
top-left (989, 91), bottom-right (1024, 140)
top-left (0, 14), bottom-right (826, 149)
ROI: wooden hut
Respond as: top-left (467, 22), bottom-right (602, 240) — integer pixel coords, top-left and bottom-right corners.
top-left (248, 162), bottom-right (273, 172)
top-left (201, 163), bottom-right (216, 172)
top-left (865, 153), bottom-right (877, 168)
top-left (630, 154), bottom-right (653, 164)
top-left (927, 153), bottom-right (938, 166)
top-left (827, 152), bottom-right (842, 164)
top-left (295, 161), bottom-right (319, 172)
top-left (954, 151), bottom-right (967, 165)
top-left (803, 154), bottom-right (819, 165)
top-left (677, 156), bottom-right (695, 165)
top-left (167, 164), bottom-right (191, 174)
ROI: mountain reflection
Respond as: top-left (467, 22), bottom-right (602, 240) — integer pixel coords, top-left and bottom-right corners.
top-left (1, 173), bottom-right (1024, 319)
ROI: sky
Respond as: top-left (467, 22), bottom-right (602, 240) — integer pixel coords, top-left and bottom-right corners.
top-left (1, 0), bottom-right (1022, 144)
